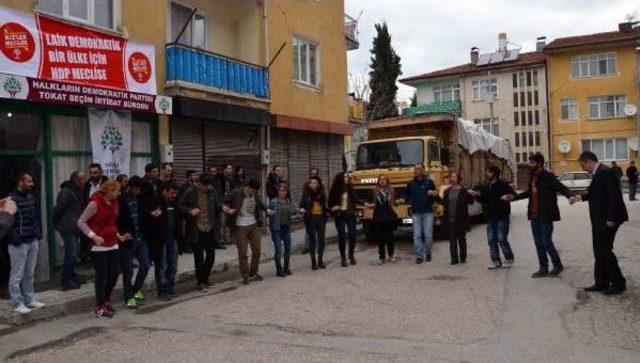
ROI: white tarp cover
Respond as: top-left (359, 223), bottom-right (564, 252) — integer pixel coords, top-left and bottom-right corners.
top-left (457, 118), bottom-right (517, 172)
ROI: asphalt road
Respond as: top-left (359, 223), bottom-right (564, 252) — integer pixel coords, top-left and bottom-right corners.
top-left (1, 199), bottom-right (639, 362)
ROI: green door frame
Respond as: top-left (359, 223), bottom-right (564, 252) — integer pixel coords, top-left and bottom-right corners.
top-left (0, 99), bottom-right (159, 277)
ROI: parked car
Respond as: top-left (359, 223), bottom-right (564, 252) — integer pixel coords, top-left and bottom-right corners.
top-left (559, 171), bottom-right (592, 191)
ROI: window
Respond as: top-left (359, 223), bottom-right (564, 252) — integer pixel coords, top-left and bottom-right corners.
top-left (588, 95), bottom-right (626, 119)
top-left (434, 84), bottom-right (460, 103)
top-left (526, 71), bottom-right (532, 87)
top-left (513, 92), bottom-right (519, 107)
top-left (534, 110), bottom-right (540, 125)
top-left (529, 132), bottom-right (534, 146)
top-left (514, 112), bottom-right (519, 126)
top-left (170, 2), bottom-right (206, 48)
top-left (519, 73), bottom-right (525, 88)
top-left (527, 91), bottom-right (532, 106)
top-left (39, 0), bottom-right (116, 30)
top-left (512, 73), bottom-right (518, 88)
top-left (534, 91), bottom-right (539, 105)
top-left (522, 132), bottom-right (527, 146)
top-left (474, 118), bottom-right (499, 136)
top-left (515, 133), bottom-right (520, 147)
top-left (582, 138), bottom-right (628, 161)
top-left (472, 78), bottom-right (498, 100)
top-left (561, 99), bottom-right (578, 120)
top-left (293, 36), bottom-right (320, 87)
top-left (535, 131), bottom-right (540, 146)
top-left (521, 111), bottom-right (526, 125)
top-left (533, 71), bottom-right (538, 86)
top-left (572, 52), bottom-right (617, 78)
top-left (520, 92), bottom-right (525, 106)
top-left (516, 153), bottom-right (521, 163)
top-left (528, 111), bottom-right (533, 126)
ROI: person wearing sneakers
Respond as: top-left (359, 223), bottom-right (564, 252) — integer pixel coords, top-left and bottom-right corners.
top-left (267, 183), bottom-right (296, 277)
top-left (469, 166), bottom-right (517, 270)
top-left (77, 179), bottom-right (123, 318)
top-left (406, 163), bottom-right (438, 264)
top-left (117, 176), bottom-right (150, 309)
top-left (7, 173), bottom-right (46, 315)
top-left (508, 153), bottom-right (578, 278)
top-left (225, 178), bottom-right (269, 285)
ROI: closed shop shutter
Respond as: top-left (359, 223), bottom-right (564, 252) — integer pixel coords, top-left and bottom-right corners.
top-left (204, 122), bottom-right (261, 181)
top-left (170, 117), bottom-right (204, 183)
top-left (270, 129), bottom-right (288, 168)
top-left (287, 130), bottom-right (310, 206)
top-left (327, 134), bottom-right (344, 178)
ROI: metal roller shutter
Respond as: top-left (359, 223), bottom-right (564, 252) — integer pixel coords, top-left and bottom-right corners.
top-left (170, 117), bottom-right (204, 183)
top-left (204, 122), bottom-right (261, 181)
top-left (287, 130), bottom-right (310, 207)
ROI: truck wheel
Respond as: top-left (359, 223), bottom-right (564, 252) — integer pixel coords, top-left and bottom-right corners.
top-left (362, 220), bottom-right (376, 243)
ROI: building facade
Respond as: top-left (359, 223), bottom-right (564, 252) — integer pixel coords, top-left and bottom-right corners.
top-left (400, 34), bottom-right (549, 187)
top-left (546, 23), bottom-right (640, 174)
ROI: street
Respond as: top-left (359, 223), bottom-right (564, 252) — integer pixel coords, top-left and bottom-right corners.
top-left (1, 199), bottom-right (639, 363)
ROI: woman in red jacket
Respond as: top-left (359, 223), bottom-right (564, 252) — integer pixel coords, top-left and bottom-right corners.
top-left (77, 179), bottom-right (124, 318)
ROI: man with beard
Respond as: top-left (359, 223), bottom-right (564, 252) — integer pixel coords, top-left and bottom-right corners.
top-left (83, 163), bottom-right (108, 200)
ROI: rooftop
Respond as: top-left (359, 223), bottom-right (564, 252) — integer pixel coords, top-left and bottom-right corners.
top-left (400, 51), bottom-right (545, 85)
top-left (545, 26), bottom-right (640, 50)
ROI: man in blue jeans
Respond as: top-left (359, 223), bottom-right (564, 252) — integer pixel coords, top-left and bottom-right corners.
top-left (470, 166), bottom-right (516, 269)
top-left (507, 153), bottom-right (577, 278)
top-left (406, 163), bottom-right (437, 263)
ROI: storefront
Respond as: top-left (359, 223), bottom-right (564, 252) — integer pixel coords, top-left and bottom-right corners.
top-left (0, 6), bottom-right (171, 281)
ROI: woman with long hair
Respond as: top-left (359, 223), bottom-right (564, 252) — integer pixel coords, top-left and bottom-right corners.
top-left (231, 166), bottom-right (246, 191)
top-left (371, 174), bottom-right (397, 264)
top-left (299, 176), bottom-right (328, 270)
top-left (439, 172), bottom-right (473, 265)
top-left (268, 183), bottom-right (296, 277)
top-left (329, 172), bottom-right (358, 267)
top-left (77, 179), bottom-right (124, 318)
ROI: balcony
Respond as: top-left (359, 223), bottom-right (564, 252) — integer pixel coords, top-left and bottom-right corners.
top-left (402, 101), bottom-right (461, 116)
top-left (345, 14), bottom-right (359, 51)
top-left (166, 43), bottom-right (269, 100)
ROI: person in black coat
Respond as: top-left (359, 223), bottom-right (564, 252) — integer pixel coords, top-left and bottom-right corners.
top-left (625, 161), bottom-right (638, 201)
top-left (578, 151), bottom-right (628, 295)
top-left (328, 172), bottom-right (358, 267)
top-left (438, 172), bottom-right (474, 265)
top-left (509, 153), bottom-right (578, 278)
top-left (369, 175), bottom-right (397, 264)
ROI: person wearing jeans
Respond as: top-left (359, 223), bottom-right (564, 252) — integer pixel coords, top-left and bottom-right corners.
top-left (405, 164), bottom-right (437, 264)
top-left (329, 172), bottom-right (358, 267)
top-left (8, 173), bottom-right (45, 315)
top-left (470, 166), bottom-right (516, 269)
top-left (300, 176), bottom-right (328, 270)
top-left (268, 183), bottom-right (296, 277)
top-left (54, 171), bottom-right (87, 290)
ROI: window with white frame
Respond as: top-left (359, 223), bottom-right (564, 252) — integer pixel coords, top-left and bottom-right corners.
top-left (38, 0), bottom-right (117, 31)
top-left (560, 99), bottom-right (578, 120)
top-left (571, 52), bottom-right (617, 78)
top-left (433, 84), bottom-right (460, 103)
top-left (472, 78), bottom-right (498, 101)
top-left (293, 36), bottom-right (319, 87)
top-left (474, 118), bottom-right (499, 136)
top-left (170, 2), bottom-right (206, 48)
top-left (582, 138), bottom-right (628, 161)
top-left (588, 95), bottom-right (626, 119)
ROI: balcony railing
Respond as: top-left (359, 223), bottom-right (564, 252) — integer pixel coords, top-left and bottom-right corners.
top-left (166, 43), bottom-right (269, 100)
top-left (402, 101), bottom-right (461, 116)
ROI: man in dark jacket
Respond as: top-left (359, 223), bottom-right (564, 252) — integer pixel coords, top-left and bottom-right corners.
top-left (116, 176), bottom-right (150, 308)
top-left (611, 161), bottom-right (623, 181)
top-left (509, 153), bottom-right (577, 278)
top-left (83, 163), bottom-right (108, 200)
top-left (225, 178), bottom-right (270, 285)
top-left (405, 163), bottom-right (438, 264)
top-left (141, 163), bottom-right (160, 202)
top-left (625, 161), bottom-right (638, 201)
top-left (8, 173), bottom-right (45, 314)
top-left (470, 165), bottom-right (516, 269)
top-left (181, 175), bottom-right (222, 291)
top-left (145, 181), bottom-right (185, 300)
top-left (266, 165), bottom-right (287, 200)
top-left (54, 171), bottom-right (86, 290)
top-left (578, 151), bottom-right (629, 295)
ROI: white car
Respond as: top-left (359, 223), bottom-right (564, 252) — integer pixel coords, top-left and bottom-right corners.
top-left (559, 171), bottom-right (592, 192)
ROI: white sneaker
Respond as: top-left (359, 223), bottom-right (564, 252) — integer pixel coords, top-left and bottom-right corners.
top-left (377, 259), bottom-right (385, 265)
top-left (389, 256), bottom-right (396, 263)
top-left (503, 259), bottom-right (514, 268)
top-left (487, 262), bottom-right (501, 270)
top-left (14, 303), bottom-right (32, 315)
top-left (27, 300), bottom-right (45, 309)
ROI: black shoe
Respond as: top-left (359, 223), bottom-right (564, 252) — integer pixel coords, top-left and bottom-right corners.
top-left (196, 283), bottom-right (204, 291)
top-left (549, 264), bottom-right (564, 276)
top-left (205, 281), bottom-right (214, 288)
top-left (416, 258), bottom-right (423, 264)
top-left (251, 273), bottom-right (264, 282)
top-left (160, 293), bottom-right (172, 301)
top-left (451, 259), bottom-right (459, 265)
top-left (425, 253), bottom-right (432, 262)
top-left (349, 257), bottom-right (356, 266)
top-left (583, 284), bottom-right (608, 292)
top-left (283, 268), bottom-right (292, 276)
top-left (312, 264), bottom-right (318, 271)
top-left (460, 257), bottom-right (467, 264)
top-left (62, 281), bottom-right (81, 291)
top-left (301, 248), bottom-right (310, 255)
top-left (215, 244), bottom-right (226, 250)
top-left (276, 271), bottom-right (286, 278)
top-left (531, 269), bottom-right (549, 278)
top-left (74, 275), bottom-right (88, 284)
top-left (603, 286), bottom-right (625, 295)
top-left (318, 262), bottom-right (326, 269)
top-left (242, 278), bottom-right (251, 285)
top-left (341, 258), bottom-right (348, 267)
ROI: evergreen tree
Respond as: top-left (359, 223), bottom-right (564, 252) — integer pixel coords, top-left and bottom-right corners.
top-left (410, 91), bottom-right (418, 107)
top-left (368, 22), bottom-right (402, 120)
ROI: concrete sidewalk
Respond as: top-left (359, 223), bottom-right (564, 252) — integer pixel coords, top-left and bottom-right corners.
top-left (0, 223), bottom-right (343, 326)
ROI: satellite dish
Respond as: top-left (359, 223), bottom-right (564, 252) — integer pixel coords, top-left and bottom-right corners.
top-left (558, 140), bottom-right (571, 154)
top-left (629, 137), bottom-right (640, 151)
top-left (624, 104), bottom-right (637, 117)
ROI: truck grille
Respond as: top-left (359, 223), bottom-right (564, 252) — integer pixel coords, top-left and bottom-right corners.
top-left (393, 186), bottom-right (407, 201)
top-left (354, 188), bottom-right (374, 204)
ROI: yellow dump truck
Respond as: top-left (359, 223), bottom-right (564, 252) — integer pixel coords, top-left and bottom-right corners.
top-left (351, 113), bottom-right (515, 241)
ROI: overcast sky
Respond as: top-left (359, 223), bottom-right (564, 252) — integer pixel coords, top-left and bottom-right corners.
top-left (345, 0), bottom-right (640, 103)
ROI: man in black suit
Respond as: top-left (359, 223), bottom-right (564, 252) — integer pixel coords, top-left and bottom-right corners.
top-left (626, 161), bottom-right (638, 201)
top-left (578, 151), bottom-right (628, 295)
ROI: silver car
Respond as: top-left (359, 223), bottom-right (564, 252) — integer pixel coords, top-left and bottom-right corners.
top-left (559, 171), bottom-right (592, 192)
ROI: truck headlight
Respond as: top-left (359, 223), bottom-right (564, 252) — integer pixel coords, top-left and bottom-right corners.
top-left (355, 209), bottom-right (364, 217)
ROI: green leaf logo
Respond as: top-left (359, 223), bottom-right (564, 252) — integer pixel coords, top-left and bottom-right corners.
top-left (101, 125), bottom-right (123, 153)
top-left (3, 77), bottom-right (22, 98)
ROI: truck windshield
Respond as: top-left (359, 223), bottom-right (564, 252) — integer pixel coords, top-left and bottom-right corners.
top-left (356, 140), bottom-right (424, 170)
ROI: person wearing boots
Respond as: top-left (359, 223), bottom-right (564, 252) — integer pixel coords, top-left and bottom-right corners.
top-left (370, 175), bottom-right (397, 265)
top-left (267, 183), bottom-right (296, 277)
top-left (329, 172), bottom-right (358, 267)
top-left (438, 172), bottom-right (474, 265)
top-left (299, 176), bottom-right (328, 270)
